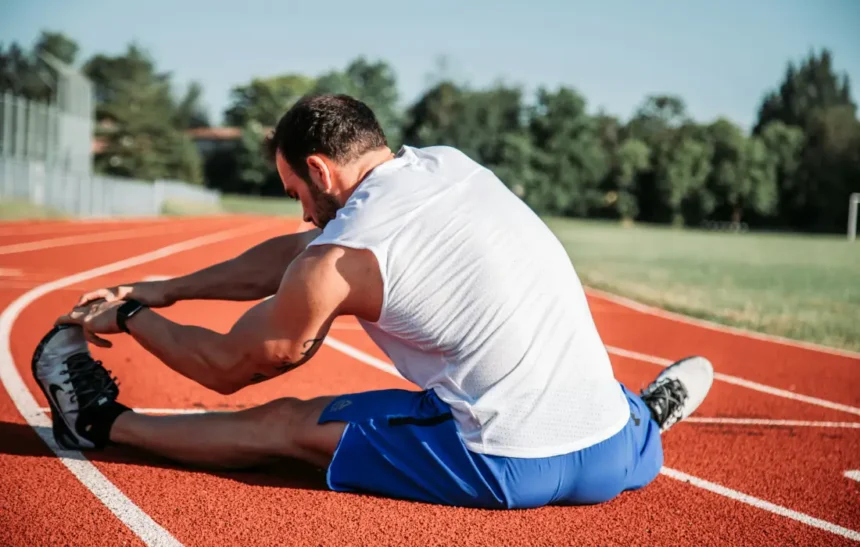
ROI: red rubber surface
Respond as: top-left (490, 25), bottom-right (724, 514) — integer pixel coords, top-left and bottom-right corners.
top-left (0, 216), bottom-right (858, 546)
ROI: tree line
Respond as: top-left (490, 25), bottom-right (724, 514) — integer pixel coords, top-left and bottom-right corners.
top-left (3, 31), bottom-right (858, 233)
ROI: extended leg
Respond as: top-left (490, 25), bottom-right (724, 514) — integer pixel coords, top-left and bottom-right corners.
top-left (109, 396), bottom-right (344, 470)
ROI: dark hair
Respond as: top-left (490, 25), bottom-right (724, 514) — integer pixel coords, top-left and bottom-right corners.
top-left (265, 94), bottom-right (388, 183)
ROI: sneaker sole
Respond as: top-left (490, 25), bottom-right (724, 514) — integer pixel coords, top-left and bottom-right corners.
top-left (31, 325), bottom-right (88, 450)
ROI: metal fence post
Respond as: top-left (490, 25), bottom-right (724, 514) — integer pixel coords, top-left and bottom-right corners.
top-left (849, 193), bottom-right (860, 242)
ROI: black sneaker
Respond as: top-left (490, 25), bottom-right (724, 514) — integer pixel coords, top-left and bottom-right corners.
top-left (31, 324), bottom-right (130, 450)
top-left (640, 356), bottom-right (714, 433)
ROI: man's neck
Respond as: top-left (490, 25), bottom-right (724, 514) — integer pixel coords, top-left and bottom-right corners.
top-left (337, 147), bottom-right (396, 203)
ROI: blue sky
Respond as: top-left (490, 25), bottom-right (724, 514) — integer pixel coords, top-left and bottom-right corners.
top-left (2, 0), bottom-right (859, 131)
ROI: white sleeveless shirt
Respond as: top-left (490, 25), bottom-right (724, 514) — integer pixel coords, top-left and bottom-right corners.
top-left (308, 145), bottom-right (630, 458)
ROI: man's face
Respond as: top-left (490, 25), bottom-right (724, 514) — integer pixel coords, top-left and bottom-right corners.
top-left (275, 153), bottom-right (341, 229)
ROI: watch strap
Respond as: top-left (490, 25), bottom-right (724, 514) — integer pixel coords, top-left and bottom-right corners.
top-left (117, 299), bottom-right (146, 333)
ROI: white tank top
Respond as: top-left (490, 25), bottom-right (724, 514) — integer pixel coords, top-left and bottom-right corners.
top-left (308, 145), bottom-right (630, 458)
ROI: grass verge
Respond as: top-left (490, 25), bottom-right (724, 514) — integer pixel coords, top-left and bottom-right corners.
top-left (219, 194), bottom-right (303, 216)
top-left (0, 199), bottom-right (65, 220)
top-left (160, 194), bottom-right (303, 217)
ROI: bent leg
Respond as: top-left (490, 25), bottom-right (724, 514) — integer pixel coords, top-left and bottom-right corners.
top-left (109, 396), bottom-right (345, 470)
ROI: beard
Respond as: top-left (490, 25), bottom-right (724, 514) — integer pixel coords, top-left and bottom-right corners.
top-left (307, 181), bottom-right (341, 229)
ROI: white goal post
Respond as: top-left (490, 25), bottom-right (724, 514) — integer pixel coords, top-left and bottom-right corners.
top-left (850, 193), bottom-right (860, 242)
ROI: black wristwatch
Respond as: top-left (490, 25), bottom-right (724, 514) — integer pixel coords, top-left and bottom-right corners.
top-left (117, 299), bottom-right (147, 333)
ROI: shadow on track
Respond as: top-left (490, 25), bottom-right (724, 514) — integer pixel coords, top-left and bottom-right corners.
top-left (0, 420), bottom-right (328, 492)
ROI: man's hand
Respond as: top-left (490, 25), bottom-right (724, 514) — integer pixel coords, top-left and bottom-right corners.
top-left (56, 299), bottom-right (126, 348)
top-left (76, 281), bottom-right (175, 309)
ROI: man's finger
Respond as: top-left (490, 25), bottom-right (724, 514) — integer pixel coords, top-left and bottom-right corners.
top-left (55, 313), bottom-right (79, 326)
top-left (77, 289), bottom-right (110, 307)
top-left (85, 330), bottom-right (112, 348)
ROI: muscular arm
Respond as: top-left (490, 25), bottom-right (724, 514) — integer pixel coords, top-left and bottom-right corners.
top-left (162, 229), bottom-right (321, 302)
top-left (77, 228), bottom-right (321, 308)
top-left (121, 244), bottom-right (380, 395)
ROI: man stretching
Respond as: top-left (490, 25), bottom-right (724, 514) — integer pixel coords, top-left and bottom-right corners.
top-left (33, 94), bottom-right (713, 508)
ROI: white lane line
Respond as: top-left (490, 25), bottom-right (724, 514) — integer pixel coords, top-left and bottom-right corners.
top-left (683, 418), bottom-right (860, 429)
top-left (142, 276), bottom-right (172, 282)
top-left (606, 345), bottom-right (860, 417)
top-left (322, 335), bottom-right (859, 540)
top-left (586, 287), bottom-right (860, 360)
top-left (323, 337), bottom-right (404, 378)
top-left (0, 219), bottom-right (274, 547)
top-left (660, 467), bottom-right (860, 542)
top-left (845, 471), bottom-right (860, 482)
top-left (0, 220), bottom-right (220, 255)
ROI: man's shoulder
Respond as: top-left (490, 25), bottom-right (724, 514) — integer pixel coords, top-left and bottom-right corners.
top-left (296, 243), bottom-right (380, 281)
top-left (291, 243), bottom-right (383, 320)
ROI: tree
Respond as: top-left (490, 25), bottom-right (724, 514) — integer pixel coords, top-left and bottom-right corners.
top-left (403, 81), bottom-right (533, 199)
top-left (84, 44), bottom-right (202, 184)
top-left (173, 81), bottom-right (210, 129)
top-left (236, 120), bottom-right (281, 194)
top-left (754, 50), bottom-right (860, 231)
top-left (627, 95), bottom-right (689, 142)
top-left (606, 138), bottom-right (650, 221)
top-left (652, 132), bottom-right (713, 226)
top-left (34, 31), bottom-right (78, 65)
top-left (795, 106), bottom-right (860, 231)
top-left (223, 74), bottom-right (315, 127)
top-left (704, 119), bottom-right (778, 224)
top-left (754, 49), bottom-right (856, 134)
top-left (524, 87), bottom-right (610, 216)
top-left (402, 81), bottom-right (467, 148)
top-left (0, 31), bottom-right (80, 100)
top-left (313, 58), bottom-right (402, 146)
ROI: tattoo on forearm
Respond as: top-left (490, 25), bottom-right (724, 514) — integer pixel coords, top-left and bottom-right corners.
top-left (249, 338), bottom-right (324, 384)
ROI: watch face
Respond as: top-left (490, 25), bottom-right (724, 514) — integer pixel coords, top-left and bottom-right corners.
top-left (118, 300), bottom-right (144, 332)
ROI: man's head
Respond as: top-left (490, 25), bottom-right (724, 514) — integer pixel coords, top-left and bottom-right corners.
top-left (265, 94), bottom-right (391, 229)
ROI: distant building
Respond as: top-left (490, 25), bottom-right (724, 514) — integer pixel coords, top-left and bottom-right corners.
top-left (186, 127), bottom-right (243, 158)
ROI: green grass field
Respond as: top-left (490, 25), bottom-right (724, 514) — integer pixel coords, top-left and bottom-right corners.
top-left (545, 217), bottom-right (860, 352)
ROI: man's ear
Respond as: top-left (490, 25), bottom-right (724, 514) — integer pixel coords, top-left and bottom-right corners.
top-left (306, 155), bottom-right (334, 192)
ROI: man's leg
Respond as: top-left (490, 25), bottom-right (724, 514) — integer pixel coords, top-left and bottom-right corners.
top-left (109, 396), bottom-right (345, 470)
top-left (32, 323), bottom-right (346, 469)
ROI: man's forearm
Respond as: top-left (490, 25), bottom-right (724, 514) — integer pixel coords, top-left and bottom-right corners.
top-left (125, 308), bottom-right (240, 394)
top-left (163, 229), bottom-right (320, 303)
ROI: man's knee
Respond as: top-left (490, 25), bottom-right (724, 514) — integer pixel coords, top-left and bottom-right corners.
top-left (256, 396), bottom-right (344, 466)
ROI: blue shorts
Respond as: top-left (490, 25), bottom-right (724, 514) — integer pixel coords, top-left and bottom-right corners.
top-left (318, 382), bottom-right (663, 508)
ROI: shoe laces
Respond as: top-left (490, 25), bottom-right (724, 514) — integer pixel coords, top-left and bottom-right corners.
top-left (59, 353), bottom-right (120, 411)
top-left (643, 377), bottom-right (688, 429)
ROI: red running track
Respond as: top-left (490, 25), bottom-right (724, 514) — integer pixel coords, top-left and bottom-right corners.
top-left (0, 216), bottom-right (857, 546)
